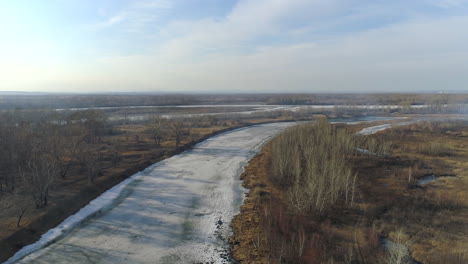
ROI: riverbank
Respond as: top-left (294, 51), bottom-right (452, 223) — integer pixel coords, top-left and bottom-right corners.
top-left (229, 143), bottom-right (278, 263)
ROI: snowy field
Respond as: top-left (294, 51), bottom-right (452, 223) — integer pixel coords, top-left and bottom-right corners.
top-left (8, 123), bottom-right (295, 264)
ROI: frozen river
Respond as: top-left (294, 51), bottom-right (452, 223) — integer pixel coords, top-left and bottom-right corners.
top-left (8, 123), bottom-right (296, 264)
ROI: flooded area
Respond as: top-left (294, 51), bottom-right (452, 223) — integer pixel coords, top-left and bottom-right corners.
top-left (417, 175), bottom-right (440, 185)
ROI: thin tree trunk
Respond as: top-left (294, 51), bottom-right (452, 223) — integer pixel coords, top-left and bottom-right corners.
top-left (17, 208), bottom-right (27, 228)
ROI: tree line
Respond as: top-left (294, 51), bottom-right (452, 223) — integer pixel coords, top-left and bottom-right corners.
top-left (1, 93), bottom-right (463, 111)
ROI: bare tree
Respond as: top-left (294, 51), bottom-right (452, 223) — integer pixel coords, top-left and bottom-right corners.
top-left (271, 118), bottom-right (358, 213)
top-left (70, 110), bottom-right (108, 144)
top-left (20, 153), bottom-right (58, 208)
top-left (0, 109), bottom-right (107, 208)
top-left (82, 148), bottom-right (101, 184)
top-left (48, 123), bottom-right (83, 179)
top-left (170, 120), bottom-right (187, 147)
top-left (146, 116), bottom-right (166, 146)
top-left (16, 207), bottom-right (27, 227)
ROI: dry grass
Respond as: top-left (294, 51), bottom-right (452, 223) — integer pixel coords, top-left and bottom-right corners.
top-left (418, 142), bottom-right (452, 156)
top-left (232, 117), bottom-right (468, 264)
top-left (371, 120), bottom-right (468, 264)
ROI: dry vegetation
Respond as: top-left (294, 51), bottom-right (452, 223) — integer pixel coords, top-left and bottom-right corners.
top-left (0, 105), bottom-right (325, 262)
top-left (0, 109), bottom-right (266, 261)
top-left (232, 119), bottom-right (390, 263)
top-left (375, 120), bottom-right (468, 264)
top-left (271, 119), bottom-right (358, 213)
top-left (1, 93), bottom-right (467, 263)
top-left (231, 118), bottom-right (468, 264)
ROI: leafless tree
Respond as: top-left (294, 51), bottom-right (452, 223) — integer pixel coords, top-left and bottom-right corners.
top-left (271, 118), bottom-right (359, 213)
top-left (20, 152), bottom-right (58, 208)
top-left (146, 115), bottom-right (167, 146)
top-left (170, 120), bottom-right (187, 147)
top-left (16, 207), bottom-right (27, 227)
top-left (0, 109), bottom-right (111, 208)
top-left (69, 110), bottom-right (108, 144)
top-left (82, 148), bottom-right (101, 184)
top-left (48, 124), bottom-right (83, 179)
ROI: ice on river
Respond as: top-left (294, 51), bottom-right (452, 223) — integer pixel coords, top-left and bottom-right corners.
top-left (7, 123), bottom-right (295, 264)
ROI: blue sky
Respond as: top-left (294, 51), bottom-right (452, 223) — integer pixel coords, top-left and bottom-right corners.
top-left (1, 0), bottom-right (468, 93)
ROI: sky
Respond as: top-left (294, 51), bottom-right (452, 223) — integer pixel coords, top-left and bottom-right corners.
top-left (0, 0), bottom-right (468, 93)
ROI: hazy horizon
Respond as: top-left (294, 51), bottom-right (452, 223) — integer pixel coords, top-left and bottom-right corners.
top-left (1, 0), bottom-right (468, 93)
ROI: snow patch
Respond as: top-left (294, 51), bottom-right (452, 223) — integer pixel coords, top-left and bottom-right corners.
top-left (358, 124), bottom-right (392, 135)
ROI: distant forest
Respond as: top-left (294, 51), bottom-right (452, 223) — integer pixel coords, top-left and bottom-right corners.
top-left (0, 93), bottom-right (463, 110)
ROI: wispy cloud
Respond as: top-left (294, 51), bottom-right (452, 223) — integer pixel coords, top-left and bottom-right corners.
top-left (90, 0), bottom-right (172, 33)
top-left (94, 13), bottom-right (126, 29)
top-left (154, 0), bottom-right (346, 59)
